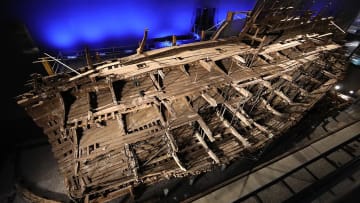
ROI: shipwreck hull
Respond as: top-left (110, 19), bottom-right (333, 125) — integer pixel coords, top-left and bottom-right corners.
top-left (17, 34), bottom-right (346, 201)
top-left (16, 1), bottom-right (348, 201)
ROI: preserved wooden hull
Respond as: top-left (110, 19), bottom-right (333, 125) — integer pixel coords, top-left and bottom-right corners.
top-left (16, 1), bottom-right (347, 202)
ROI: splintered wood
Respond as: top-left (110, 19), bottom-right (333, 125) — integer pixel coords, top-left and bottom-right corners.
top-left (16, 2), bottom-right (347, 202)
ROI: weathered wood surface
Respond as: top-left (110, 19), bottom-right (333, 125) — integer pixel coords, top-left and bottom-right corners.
top-left (16, 1), bottom-right (347, 201)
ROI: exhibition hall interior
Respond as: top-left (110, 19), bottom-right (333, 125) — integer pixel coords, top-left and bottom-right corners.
top-left (0, 0), bottom-right (360, 202)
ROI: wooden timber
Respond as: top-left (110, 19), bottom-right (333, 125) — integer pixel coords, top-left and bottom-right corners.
top-left (16, 1), bottom-right (347, 202)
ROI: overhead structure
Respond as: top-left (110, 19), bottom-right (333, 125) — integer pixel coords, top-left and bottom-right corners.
top-left (16, 1), bottom-right (347, 202)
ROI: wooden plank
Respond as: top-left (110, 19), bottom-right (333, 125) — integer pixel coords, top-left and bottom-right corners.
top-left (115, 113), bottom-right (125, 134)
top-left (179, 64), bottom-right (190, 77)
top-left (222, 118), bottom-right (251, 147)
top-left (223, 103), bottom-right (252, 127)
top-left (232, 55), bottom-right (246, 64)
top-left (194, 132), bottom-right (220, 164)
top-left (199, 59), bottom-right (213, 72)
top-left (197, 118), bottom-right (216, 142)
top-left (201, 93), bottom-right (218, 107)
top-left (124, 144), bottom-right (139, 181)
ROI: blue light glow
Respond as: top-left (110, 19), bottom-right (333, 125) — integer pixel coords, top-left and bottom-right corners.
top-left (310, 0), bottom-right (339, 16)
top-left (13, 0), bottom-right (256, 51)
top-left (351, 57), bottom-right (360, 66)
top-left (66, 55), bottom-right (77, 59)
top-left (124, 50), bottom-right (134, 54)
top-left (155, 41), bottom-right (174, 49)
top-left (193, 33), bottom-right (201, 41)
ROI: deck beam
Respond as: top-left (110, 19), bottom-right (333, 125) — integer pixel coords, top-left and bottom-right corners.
top-left (201, 93), bottom-right (218, 107)
top-left (194, 132), bottom-right (220, 164)
top-left (115, 113), bottom-right (126, 134)
top-left (150, 73), bottom-right (162, 91)
top-left (221, 116), bottom-right (251, 147)
top-left (223, 103), bottom-right (252, 127)
top-left (124, 144), bottom-right (140, 181)
top-left (165, 131), bottom-right (187, 171)
top-left (197, 118), bottom-right (216, 142)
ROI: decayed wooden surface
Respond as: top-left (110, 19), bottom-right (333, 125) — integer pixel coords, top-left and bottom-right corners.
top-left (17, 33), bottom-right (345, 202)
top-left (16, 1), bottom-right (347, 201)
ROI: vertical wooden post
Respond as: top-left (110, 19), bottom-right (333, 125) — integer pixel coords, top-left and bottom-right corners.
top-left (172, 35), bottom-right (177, 46)
top-left (85, 46), bottom-right (93, 70)
top-left (251, 28), bottom-right (260, 45)
top-left (137, 28), bottom-right (148, 55)
top-left (107, 77), bottom-right (118, 104)
top-left (226, 11), bottom-right (234, 22)
top-left (41, 59), bottom-right (54, 76)
top-left (201, 30), bottom-right (206, 41)
top-left (212, 11), bottom-right (234, 40)
top-left (95, 52), bottom-right (101, 62)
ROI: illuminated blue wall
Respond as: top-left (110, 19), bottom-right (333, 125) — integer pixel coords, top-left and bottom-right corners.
top-left (310, 0), bottom-right (338, 16)
top-left (13, 0), bottom-right (256, 51)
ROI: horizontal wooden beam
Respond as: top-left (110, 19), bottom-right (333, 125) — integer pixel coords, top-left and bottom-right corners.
top-left (228, 104), bottom-right (274, 138)
top-left (195, 132), bottom-right (220, 164)
top-left (202, 93), bottom-right (218, 107)
top-left (232, 55), bottom-right (246, 64)
top-left (199, 59), bottom-right (212, 72)
top-left (197, 118), bottom-right (216, 142)
top-left (222, 117), bottom-right (251, 147)
top-left (259, 98), bottom-right (284, 117)
top-left (231, 85), bottom-right (253, 98)
top-left (223, 103), bottom-right (252, 127)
